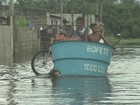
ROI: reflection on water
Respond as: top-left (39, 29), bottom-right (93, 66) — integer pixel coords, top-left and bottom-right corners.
top-left (0, 46), bottom-right (140, 105)
top-left (49, 77), bottom-right (111, 105)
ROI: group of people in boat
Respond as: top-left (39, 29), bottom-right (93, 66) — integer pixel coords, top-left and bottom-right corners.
top-left (50, 16), bottom-right (110, 46)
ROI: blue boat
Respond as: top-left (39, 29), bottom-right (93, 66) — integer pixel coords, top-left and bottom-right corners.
top-left (51, 41), bottom-right (113, 76)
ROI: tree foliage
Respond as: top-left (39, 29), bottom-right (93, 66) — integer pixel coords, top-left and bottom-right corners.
top-left (16, 0), bottom-right (140, 38)
top-left (100, 0), bottom-right (140, 38)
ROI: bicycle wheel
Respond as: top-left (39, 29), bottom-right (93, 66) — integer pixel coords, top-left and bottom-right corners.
top-left (31, 49), bottom-right (54, 75)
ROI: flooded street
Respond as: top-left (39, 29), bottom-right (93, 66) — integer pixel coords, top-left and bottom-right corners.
top-left (0, 46), bottom-right (140, 105)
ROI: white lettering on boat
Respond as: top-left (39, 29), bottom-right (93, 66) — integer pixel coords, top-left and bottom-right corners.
top-left (84, 64), bottom-right (106, 73)
top-left (87, 45), bottom-right (109, 55)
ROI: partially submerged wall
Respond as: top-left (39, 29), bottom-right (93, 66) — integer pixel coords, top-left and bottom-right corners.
top-left (0, 26), bottom-right (40, 64)
top-left (14, 27), bottom-right (39, 63)
top-left (0, 26), bottom-right (13, 65)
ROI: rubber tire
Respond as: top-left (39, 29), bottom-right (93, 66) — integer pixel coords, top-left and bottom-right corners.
top-left (31, 49), bottom-right (49, 75)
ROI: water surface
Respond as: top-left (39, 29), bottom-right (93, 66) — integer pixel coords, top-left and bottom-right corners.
top-left (0, 46), bottom-right (140, 105)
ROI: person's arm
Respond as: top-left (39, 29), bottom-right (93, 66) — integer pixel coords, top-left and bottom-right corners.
top-left (84, 33), bottom-right (89, 41)
top-left (69, 27), bottom-right (74, 38)
top-left (84, 28), bottom-right (91, 41)
top-left (99, 34), bottom-right (111, 46)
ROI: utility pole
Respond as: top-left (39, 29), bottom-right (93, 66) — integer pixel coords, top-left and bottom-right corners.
top-left (96, 0), bottom-right (99, 23)
top-left (9, 0), bottom-right (14, 16)
top-left (60, 0), bottom-right (63, 28)
top-left (71, 1), bottom-right (74, 28)
top-left (9, 0), bottom-right (14, 64)
top-left (100, 0), bottom-right (103, 22)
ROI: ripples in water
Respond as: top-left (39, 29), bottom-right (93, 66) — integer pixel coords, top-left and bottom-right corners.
top-left (0, 47), bottom-right (140, 105)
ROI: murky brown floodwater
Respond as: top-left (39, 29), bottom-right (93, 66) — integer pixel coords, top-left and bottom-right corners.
top-left (0, 46), bottom-right (140, 105)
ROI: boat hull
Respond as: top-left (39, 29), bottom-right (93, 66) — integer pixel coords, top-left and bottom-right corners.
top-left (51, 41), bottom-right (113, 76)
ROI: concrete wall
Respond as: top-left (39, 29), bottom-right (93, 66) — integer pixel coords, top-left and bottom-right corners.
top-left (0, 26), bottom-right (13, 65)
top-left (0, 26), bottom-right (40, 64)
top-left (14, 27), bottom-right (39, 63)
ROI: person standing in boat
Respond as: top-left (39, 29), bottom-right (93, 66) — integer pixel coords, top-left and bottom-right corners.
top-left (85, 23), bottom-right (110, 45)
top-left (70, 17), bottom-right (86, 40)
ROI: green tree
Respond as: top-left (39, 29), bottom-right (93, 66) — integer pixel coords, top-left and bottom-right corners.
top-left (102, 0), bottom-right (140, 38)
top-left (16, 0), bottom-right (140, 38)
